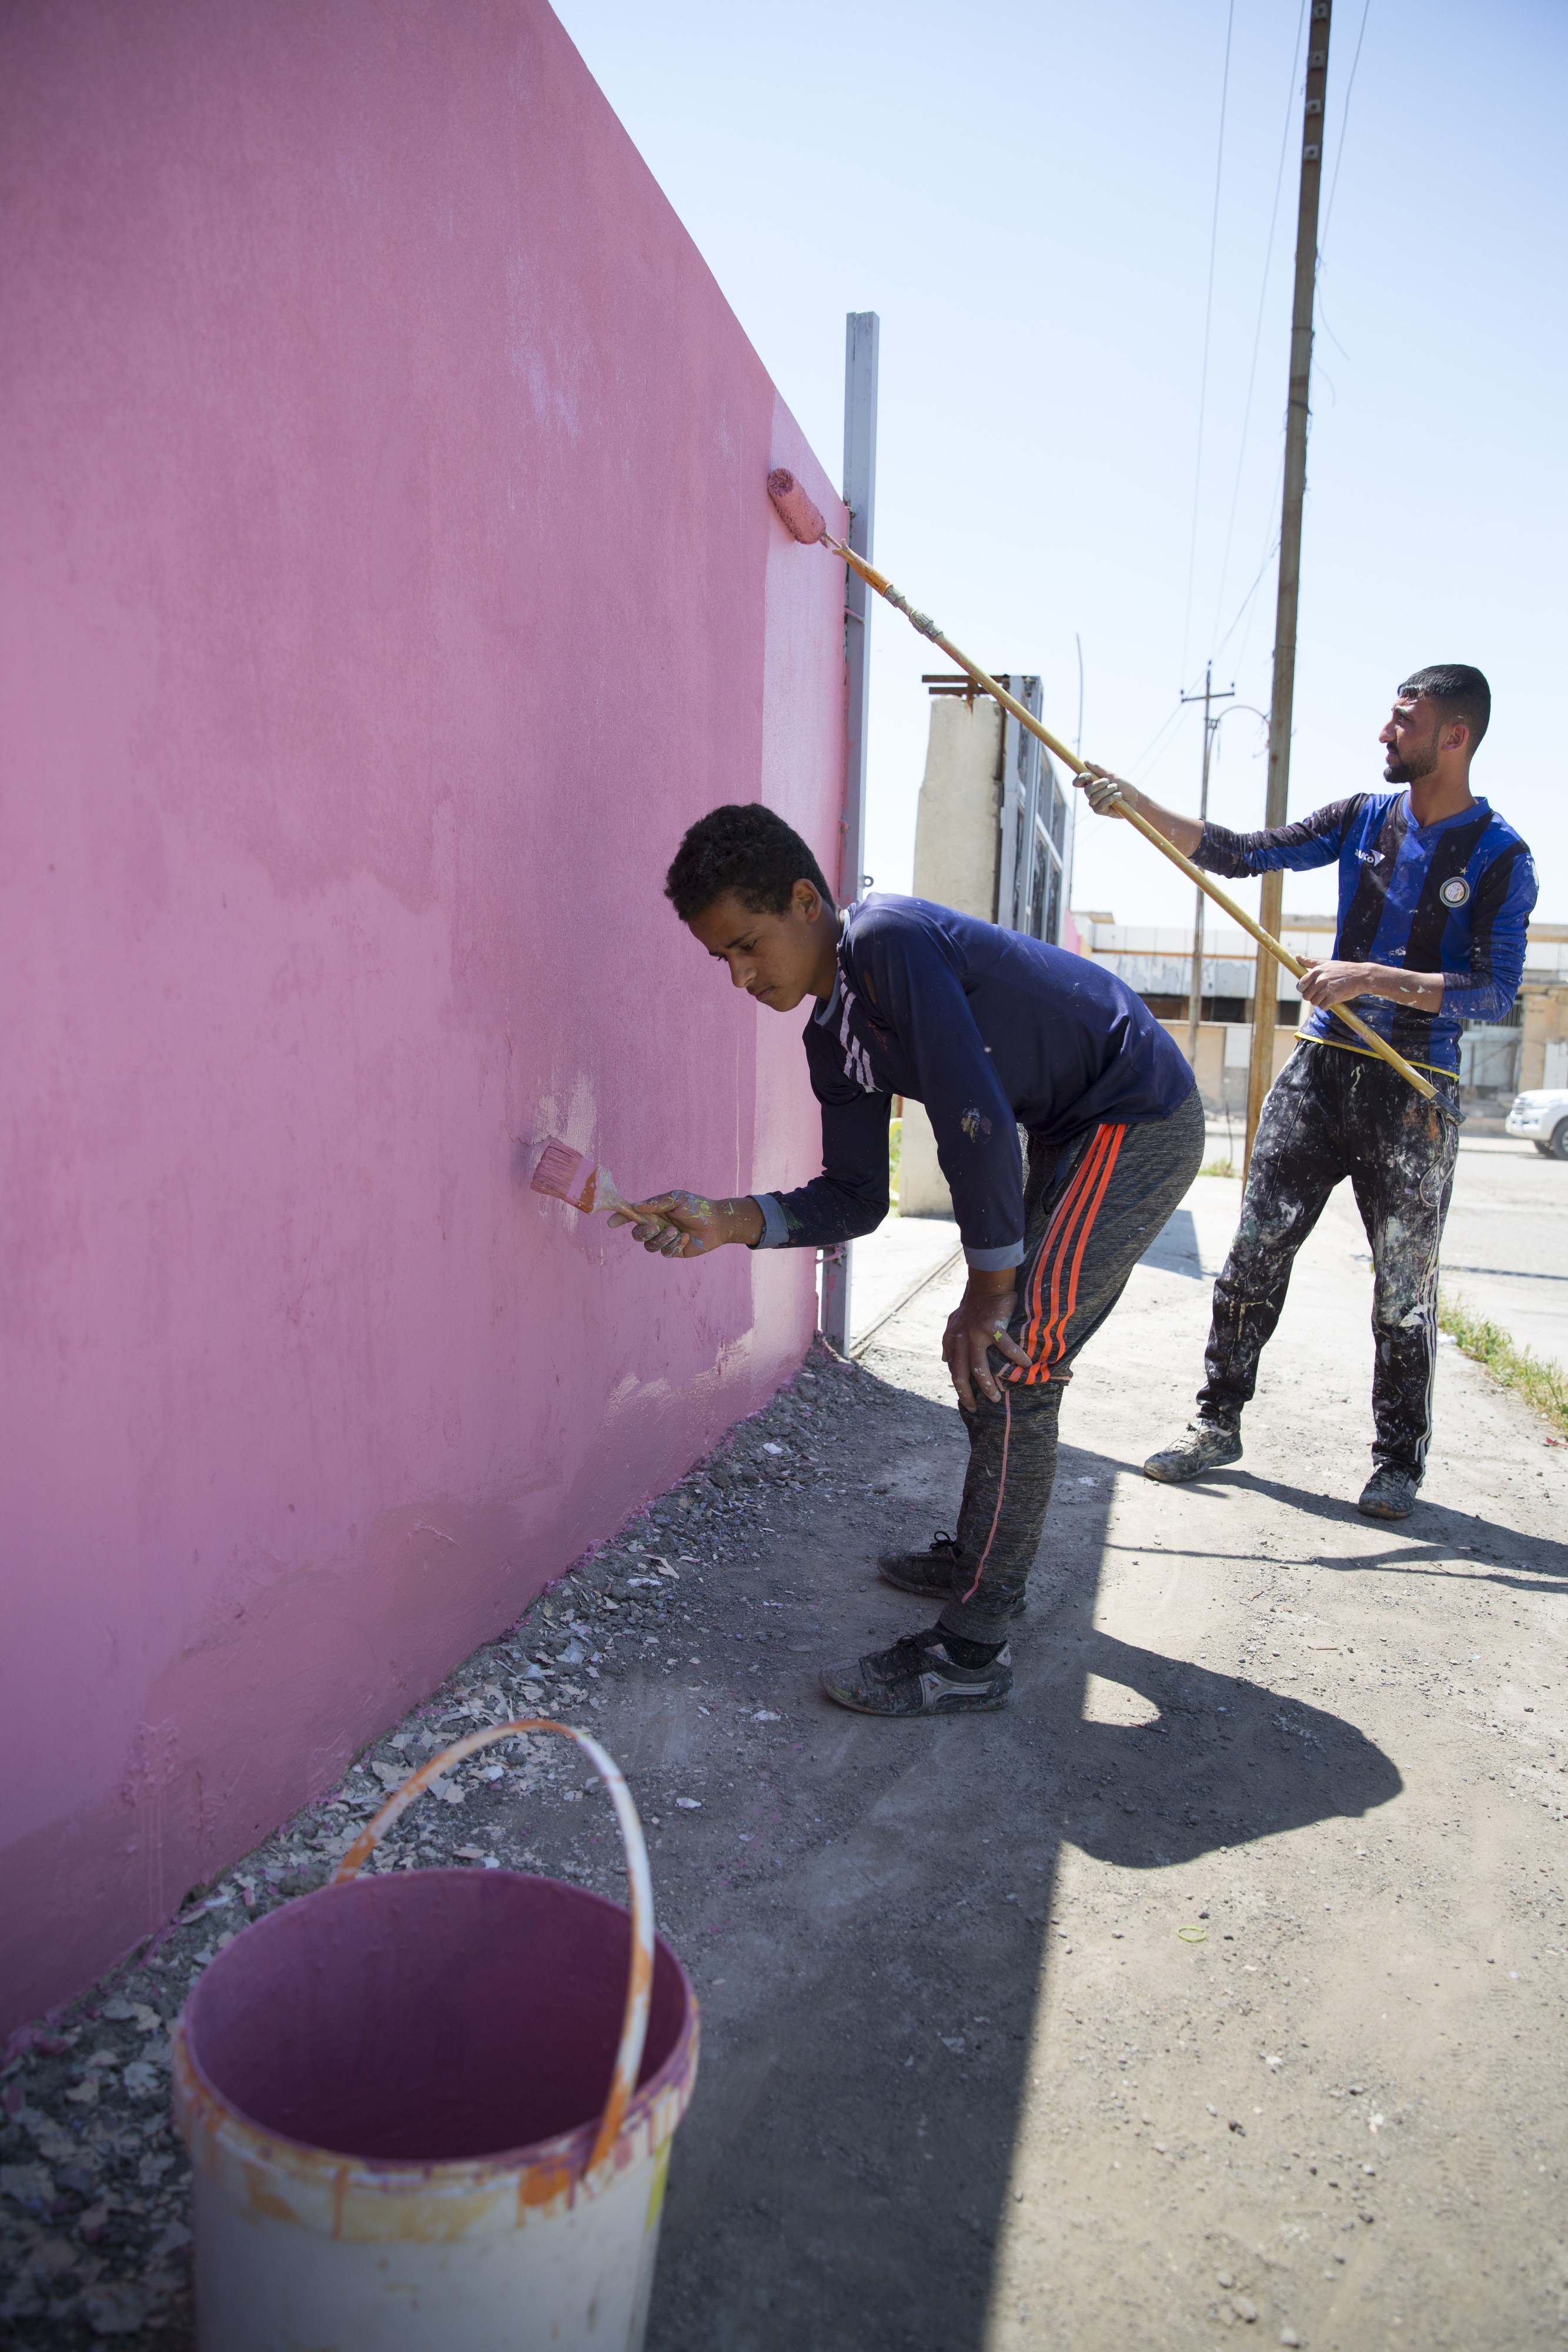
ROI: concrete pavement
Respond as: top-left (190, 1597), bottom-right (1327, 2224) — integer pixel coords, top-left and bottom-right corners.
top-left (855, 1170), bottom-right (1567, 2352)
top-left (848, 1212), bottom-right (961, 1354)
top-left (1440, 1138), bottom-right (1568, 1375)
top-left (650, 1161), bottom-right (1568, 2350)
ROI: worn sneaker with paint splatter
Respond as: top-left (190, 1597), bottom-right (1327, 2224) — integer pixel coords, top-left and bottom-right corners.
top-left (1142, 1419), bottom-right (1243, 1482)
top-left (820, 1625), bottom-right (1013, 1717)
top-left (1356, 1464), bottom-right (1419, 1519)
top-left (876, 1531), bottom-right (1027, 1615)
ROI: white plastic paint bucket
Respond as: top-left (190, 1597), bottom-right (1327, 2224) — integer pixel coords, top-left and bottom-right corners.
top-left (172, 1719), bottom-right (698, 2351)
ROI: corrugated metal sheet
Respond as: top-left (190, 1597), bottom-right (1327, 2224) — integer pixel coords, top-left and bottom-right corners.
top-left (1095, 953), bottom-right (1301, 1001)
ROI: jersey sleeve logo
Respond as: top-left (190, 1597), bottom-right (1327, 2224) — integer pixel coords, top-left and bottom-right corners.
top-left (1439, 876), bottom-right (1471, 907)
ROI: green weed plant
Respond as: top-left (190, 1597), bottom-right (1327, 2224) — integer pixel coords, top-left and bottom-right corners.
top-left (1439, 1288), bottom-right (1568, 1438)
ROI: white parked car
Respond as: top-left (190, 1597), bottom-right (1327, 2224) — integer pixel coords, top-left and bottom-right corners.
top-left (1506, 1090), bottom-right (1568, 1158)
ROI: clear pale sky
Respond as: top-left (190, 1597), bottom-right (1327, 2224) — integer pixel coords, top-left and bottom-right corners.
top-left (553, 0), bottom-right (1565, 930)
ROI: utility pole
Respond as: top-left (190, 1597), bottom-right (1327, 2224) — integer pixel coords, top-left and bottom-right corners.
top-left (1180, 664), bottom-right (1235, 1073)
top-left (821, 309), bottom-right (878, 1354)
top-left (1243, 0), bottom-right (1332, 1170)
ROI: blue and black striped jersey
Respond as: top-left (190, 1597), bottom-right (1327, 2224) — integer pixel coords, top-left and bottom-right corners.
top-left (1195, 792), bottom-right (1536, 1075)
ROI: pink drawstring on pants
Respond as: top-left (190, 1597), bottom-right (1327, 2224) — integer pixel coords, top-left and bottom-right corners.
top-left (959, 1385), bottom-right (1012, 1605)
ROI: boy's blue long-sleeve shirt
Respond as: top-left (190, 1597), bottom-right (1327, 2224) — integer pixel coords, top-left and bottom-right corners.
top-left (1196, 791), bottom-right (1536, 1076)
top-left (754, 894), bottom-right (1194, 1271)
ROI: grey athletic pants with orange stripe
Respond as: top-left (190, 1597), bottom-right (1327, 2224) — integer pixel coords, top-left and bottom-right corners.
top-left (937, 1085), bottom-right (1204, 1645)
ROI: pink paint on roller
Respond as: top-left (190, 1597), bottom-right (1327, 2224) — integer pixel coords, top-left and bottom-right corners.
top-left (767, 467), bottom-right (828, 546)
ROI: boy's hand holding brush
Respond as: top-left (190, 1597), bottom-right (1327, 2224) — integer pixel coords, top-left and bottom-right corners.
top-left (530, 1138), bottom-right (763, 1260)
top-left (610, 1190), bottom-right (764, 1259)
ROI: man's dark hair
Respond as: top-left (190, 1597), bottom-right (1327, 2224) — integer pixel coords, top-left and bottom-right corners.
top-left (1399, 663), bottom-right (1490, 751)
top-left (664, 803), bottom-right (833, 923)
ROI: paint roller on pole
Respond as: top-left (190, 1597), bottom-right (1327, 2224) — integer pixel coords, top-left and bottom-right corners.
top-left (765, 467), bottom-right (1446, 1115)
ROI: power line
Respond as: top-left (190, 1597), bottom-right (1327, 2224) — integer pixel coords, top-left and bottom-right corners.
top-left (1232, 525), bottom-right (1278, 679)
top-left (1213, 507), bottom-right (1283, 663)
top-left (1320, 0), bottom-right (1373, 258)
top-left (1178, 0), bottom-right (1237, 688)
top-left (1212, 1), bottom-right (1367, 670)
top-left (1127, 698), bottom-right (1188, 784)
top-left (1205, 0), bottom-right (1309, 657)
top-left (1309, 0), bottom-right (1373, 377)
top-left (1213, 6), bottom-right (1363, 687)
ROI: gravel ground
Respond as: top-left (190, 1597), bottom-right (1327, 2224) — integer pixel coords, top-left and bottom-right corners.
top-left (0, 1335), bottom-right (887, 2346)
top-left (2, 1166), bottom-right (1565, 2351)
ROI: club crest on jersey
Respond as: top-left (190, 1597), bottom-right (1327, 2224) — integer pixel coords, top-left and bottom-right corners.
top-left (1439, 875), bottom-right (1471, 907)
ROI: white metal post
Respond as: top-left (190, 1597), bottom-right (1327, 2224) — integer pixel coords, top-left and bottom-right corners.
top-left (822, 310), bottom-right (879, 1354)
top-left (840, 310), bottom-right (878, 910)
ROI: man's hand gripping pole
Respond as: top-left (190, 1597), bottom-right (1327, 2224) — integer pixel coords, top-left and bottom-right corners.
top-left (764, 467), bottom-right (1453, 1122)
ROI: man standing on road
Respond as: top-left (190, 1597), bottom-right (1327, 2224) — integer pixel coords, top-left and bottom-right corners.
top-left (1081, 665), bottom-right (1535, 1519)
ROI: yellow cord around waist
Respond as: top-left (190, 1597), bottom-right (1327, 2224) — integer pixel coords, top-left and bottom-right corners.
top-left (1298, 1032), bottom-right (1456, 1083)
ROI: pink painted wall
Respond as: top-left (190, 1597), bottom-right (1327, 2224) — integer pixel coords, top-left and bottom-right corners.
top-left (0, 1), bottom-right (847, 2031)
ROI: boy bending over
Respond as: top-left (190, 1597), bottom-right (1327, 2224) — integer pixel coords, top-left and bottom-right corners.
top-left (620, 804), bottom-right (1202, 1718)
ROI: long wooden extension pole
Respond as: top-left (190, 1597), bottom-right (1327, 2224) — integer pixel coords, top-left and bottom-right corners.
top-left (823, 533), bottom-right (1440, 1110)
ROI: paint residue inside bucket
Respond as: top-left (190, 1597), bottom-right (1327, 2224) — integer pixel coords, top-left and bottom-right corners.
top-left (183, 1871), bottom-right (690, 2163)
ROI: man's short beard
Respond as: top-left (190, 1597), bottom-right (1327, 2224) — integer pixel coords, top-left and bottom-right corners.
top-left (1385, 740), bottom-right (1440, 784)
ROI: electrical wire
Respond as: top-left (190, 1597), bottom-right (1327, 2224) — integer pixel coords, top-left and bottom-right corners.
top-left (1320, 0), bottom-right (1373, 258)
top-left (1205, 0), bottom-right (1309, 657)
top-left (1127, 698), bottom-right (1189, 784)
top-left (1213, 509), bottom-right (1283, 663)
top-left (1178, 0), bottom-right (1238, 689)
top-left (1152, 5), bottom-right (1369, 819)
top-left (1310, 0), bottom-right (1374, 366)
top-left (1218, 4), bottom-right (1370, 687)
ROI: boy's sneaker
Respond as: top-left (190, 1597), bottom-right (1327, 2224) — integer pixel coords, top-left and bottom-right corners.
top-left (1143, 1421), bottom-right (1243, 1482)
top-left (820, 1626), bottom-right (1012, 1718)
top-left (877, 1531), bottom-right (1027, 1616)
top-left (1357, 1465), bottom-right (1418, 1519)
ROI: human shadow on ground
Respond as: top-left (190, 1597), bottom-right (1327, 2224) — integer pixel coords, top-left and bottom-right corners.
top-left (1175, 1465), bottom-right (1568, 1593)
top-left (648, 1387), bottom-right (1401, 2352)
top-left (1026, 1623), bottom-right (1402, 1871)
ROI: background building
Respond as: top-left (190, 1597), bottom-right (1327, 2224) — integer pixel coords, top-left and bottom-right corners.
top-left (898, 681), bottom-right (1077, 1214)
top-left (1072, 916), bottom-right (1568, 1123)
top-left (1069, 913), bottom-right (1312, 1120)
top-left (1514, 926), bottom-right (1568, 1094)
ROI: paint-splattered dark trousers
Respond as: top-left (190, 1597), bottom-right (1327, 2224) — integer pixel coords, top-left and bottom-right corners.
top-left (938, 1085), bottom-right (1205, 1643)
top-left (1195, 1040), bottom-right (1460, 1480)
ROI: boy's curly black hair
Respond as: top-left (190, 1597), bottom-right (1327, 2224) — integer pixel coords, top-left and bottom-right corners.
top-left (664, 803), bottom-right (834, 923)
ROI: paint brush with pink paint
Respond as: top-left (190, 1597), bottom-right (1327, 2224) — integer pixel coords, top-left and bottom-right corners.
top-left (530, 1137), bottom-right (673, 1239)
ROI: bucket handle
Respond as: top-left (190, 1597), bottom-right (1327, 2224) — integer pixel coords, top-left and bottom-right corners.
top-left (332, 1718), bottom-right (654, 2188)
